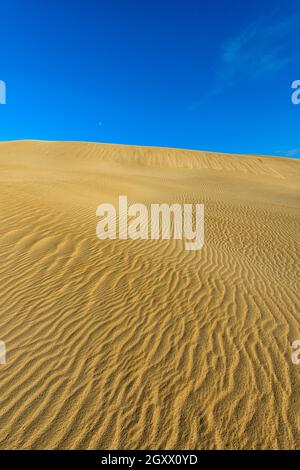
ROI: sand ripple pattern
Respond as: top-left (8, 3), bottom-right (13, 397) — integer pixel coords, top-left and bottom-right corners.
top-left (0, 141), bottom-right (299, 449)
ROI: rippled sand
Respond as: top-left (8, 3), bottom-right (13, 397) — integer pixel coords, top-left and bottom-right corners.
top-left (0, 141), bottom-right (299, 449)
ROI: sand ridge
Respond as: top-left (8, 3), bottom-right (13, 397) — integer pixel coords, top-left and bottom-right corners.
top-left (0, 141), bottom-right (299, 449)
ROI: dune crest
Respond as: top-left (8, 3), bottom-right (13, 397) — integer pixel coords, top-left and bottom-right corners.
top-left (0, 141), bottom-right (299, 449)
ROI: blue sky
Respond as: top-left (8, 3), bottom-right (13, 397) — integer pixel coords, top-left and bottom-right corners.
top-left (0, 0), bottom-right (299, 156)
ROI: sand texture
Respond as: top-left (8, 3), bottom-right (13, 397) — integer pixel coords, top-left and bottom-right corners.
top-left (0, 141), bottom-right (299, 449)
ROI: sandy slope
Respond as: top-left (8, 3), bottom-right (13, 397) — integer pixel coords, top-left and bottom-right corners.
top-left (0, 141), bottom-right (299, 449)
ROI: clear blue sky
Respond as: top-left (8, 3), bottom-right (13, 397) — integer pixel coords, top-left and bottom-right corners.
top-left (0, 0), bottom-right (299, 156)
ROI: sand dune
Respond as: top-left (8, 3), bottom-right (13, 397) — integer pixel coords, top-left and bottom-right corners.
top-left (0, 141), bottom-right (299, 449)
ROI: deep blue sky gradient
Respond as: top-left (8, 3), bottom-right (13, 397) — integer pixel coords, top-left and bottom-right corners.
top-left (0, 0), bottom-right (299, 156)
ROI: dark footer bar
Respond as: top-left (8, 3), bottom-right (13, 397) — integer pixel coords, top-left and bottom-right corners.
top-left (0, 450), bottom-right (297, 465)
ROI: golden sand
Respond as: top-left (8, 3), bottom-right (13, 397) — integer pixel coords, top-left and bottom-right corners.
top-left (0, 141), bottom-right (299, 449)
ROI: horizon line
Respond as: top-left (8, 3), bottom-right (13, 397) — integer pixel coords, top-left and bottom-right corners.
top-left (0, 138), bottom-right (298, 161)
